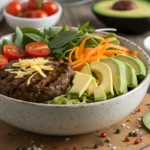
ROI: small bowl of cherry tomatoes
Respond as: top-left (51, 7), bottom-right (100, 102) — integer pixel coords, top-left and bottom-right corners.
top-left (3, 0), bottom-right (62, 29)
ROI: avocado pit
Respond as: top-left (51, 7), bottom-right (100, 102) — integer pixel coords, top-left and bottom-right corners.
top-left (112, 0), bottom-right (136, 11)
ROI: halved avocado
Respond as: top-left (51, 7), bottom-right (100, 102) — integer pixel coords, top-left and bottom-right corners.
top-left (90, 62), bottom-right (114, 98)
top-left (92, 0), bottom-right (150, 34)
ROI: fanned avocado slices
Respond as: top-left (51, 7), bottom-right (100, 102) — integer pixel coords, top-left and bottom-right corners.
top-left (115, 54), bottom-right (146, 81)
top-left (101, 58), bottom-right (128, 96)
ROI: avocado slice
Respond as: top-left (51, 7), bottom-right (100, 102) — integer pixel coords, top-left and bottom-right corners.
top-left (101, 58), bottom-right (128, 96)
top-left (115, 54), bottom-right (146, 80)
top-left (124, 63), bottom-right (138, 88)
top-left (90, 62), bottom-right (114, 98)
top-left (81, 64), bottom-right (98, 95)
top-left (92, 0), bottom-right (150, 18)
top-left (93, 85), bottom-right (106, 101)
top-left (69, 72), bottom-right (93, 97)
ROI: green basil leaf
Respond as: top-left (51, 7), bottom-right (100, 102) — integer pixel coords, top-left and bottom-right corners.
top-left (21, 27), bottom-right (42, 36)
top-left (52, 47), bottom-right (66, 54)
top-left (25, 33), bottom-right (44, 42)
top-left (14, 27), bottom-right (23, 48)
top-left (104, 33), bottom-right (116, 39)
top-left (111, 40), bottom-right (120, 45)
top-left (2, 39), bottom-right (14, 45)
top-left (49, 30), bottom-right (78, 49)
top-left (79, 21), bottom-right (89, 32)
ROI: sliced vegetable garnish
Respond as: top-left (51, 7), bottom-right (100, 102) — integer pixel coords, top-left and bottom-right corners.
top-left (25, 42), bottom-right (51, 57)
top-left (68, 35), bottom-right (138, 71)
top-left (0, 55), bottom-right (8, 67)
top-left (3, 44), bottom-right (25, 61)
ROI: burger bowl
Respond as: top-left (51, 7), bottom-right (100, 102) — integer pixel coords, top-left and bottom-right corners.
top-left (0, 29), bottom-right (150, 135)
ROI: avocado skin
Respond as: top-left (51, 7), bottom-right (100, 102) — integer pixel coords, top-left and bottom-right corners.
top-left (92, 1), bottom-right (150, 34)
top-left (115, 55), bottom-right (146, 79)
top-left (124, 63), bottom-right (138, 88)
top-left (92, 12), bottom-right (150, 34)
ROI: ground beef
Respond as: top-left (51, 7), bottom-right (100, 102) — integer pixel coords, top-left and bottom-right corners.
top-left (0, 58), bottom-right (73, 103)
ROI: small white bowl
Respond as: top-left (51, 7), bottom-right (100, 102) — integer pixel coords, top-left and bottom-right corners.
top-left (3, 2), bottom-right (62, 30)
top-left (143, 36), bottom-right (150, 56)
top-left (0, 0), bottom-right (12, 22)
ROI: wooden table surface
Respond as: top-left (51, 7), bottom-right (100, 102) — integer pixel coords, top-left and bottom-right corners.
top-left (0, 2), bottom-right (150, 150)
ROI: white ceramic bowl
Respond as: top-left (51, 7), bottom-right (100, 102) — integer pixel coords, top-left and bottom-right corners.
top-left (0, 0), bottom-right (12, 22)
top-left (3, 2), bottom-right (62, 30)
top-left (0, 29), bottom-right (150, 135)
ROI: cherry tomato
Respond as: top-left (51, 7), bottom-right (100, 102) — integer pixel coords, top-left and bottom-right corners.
top-left (42, 2), bottom-right (58, 16)
top-left (25, 42), bottom-right (51, 57)
top-left (3, 44), bottom-right (26, 61)
top-left (0, 55), bottom-right (8, 67)
top-left (6, 1), bottom-right (23, 16)
top-left (28, 0), bottom-right (41, 10)
top-left (23, 10), bottom-right (33, 18)
top-left (30, 10), bottom-right (48, 18)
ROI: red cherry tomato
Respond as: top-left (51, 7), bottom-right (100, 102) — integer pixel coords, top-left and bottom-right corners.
top-left (28, 0), bottom-right (40, 10)
top-left (6, 1), bottom-right (23, 16)
top-left (0, 55), bottom-right (8, 67)
top-left (25, 42), bottom-right (51, 57)
top-left (3, 44), bottom-right (26, 61)
top-left (30, 10), bottom-right (48, 18)
top-left (23, 10), bottom-right (33, 18)
top-left (42, 2), bottom-right (58, 16)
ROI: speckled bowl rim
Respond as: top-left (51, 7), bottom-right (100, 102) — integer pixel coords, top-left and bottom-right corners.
top-left (0, 28), bottom-right (150, 108)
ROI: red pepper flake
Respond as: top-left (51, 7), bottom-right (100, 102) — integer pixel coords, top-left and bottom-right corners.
top-left (73, 146), bottom-right (77, 150)
top-left (134, 139), bottom-right (140, 144)
top-left (100, 132), bottom-right (107, 138)
top-left (125, 137), bottom-right (130, 142)
top-left (126, 119), bottom-right (130, 122)
top-left (137, 108), bottom-right (141, 112)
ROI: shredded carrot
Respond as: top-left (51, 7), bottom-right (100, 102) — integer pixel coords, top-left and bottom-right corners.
top-left (104, 50), bottom-right (123, 55)
top-left (75, 47), bottom-right (79, 59)
top-left (99, 55), bottom-right (108, 59)
top-left (131, 51), bottom-right (138, 57)
top-left (68, 47), bottom-right (76, 63)
top-left (78, 35), bottom-right (105, 58)
top-left (68, 35), bottom-right (139, 71)
top-left (105, 37), bottom-right (117, 43)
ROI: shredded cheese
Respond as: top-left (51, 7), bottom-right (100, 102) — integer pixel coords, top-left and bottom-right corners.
top-left (27, 72), bottom-right (38, 85)
top-left (5, 58), bottom-right (54, 85)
